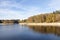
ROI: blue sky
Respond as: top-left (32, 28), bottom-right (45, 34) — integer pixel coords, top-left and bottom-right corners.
top-left (0, 0), bottom-right (60, 20)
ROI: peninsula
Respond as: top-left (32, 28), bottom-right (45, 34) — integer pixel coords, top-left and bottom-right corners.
top-left (0, 10), bottom-right (60, 26)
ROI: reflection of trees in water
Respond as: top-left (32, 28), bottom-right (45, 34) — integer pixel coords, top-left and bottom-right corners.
top-left (28, 26), bottom-right (60, 36)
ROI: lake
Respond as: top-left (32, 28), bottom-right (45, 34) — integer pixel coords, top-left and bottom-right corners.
top-left (0, 24), bottom-right (60, 40)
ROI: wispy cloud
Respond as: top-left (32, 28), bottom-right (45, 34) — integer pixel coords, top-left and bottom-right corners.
top-left (0, 0), bottom-right (60, 20)
top-left (0, 0), bottom-right (41, 20)
top-left (48, 0), bottom-right (60, 11)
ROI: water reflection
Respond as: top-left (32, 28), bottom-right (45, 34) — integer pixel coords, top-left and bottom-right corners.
top-left (28, 26), bottom-right (60, 36)
top-left (0, 24), bottom-right (60, 40)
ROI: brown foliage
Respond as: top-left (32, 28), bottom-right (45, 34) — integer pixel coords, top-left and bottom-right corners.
top-left (21, 11), bottom-right (60, 23)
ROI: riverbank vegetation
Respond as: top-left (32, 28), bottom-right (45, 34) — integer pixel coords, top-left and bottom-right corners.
top-left (20, 10), bottom-right (60, 23)
top-left (0, 20), bottom-right (19, 24)
top-left (0, 10), bottom-right (60, 23)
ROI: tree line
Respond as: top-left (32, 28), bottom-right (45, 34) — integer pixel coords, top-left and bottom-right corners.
top-left (0, 20), bottom-right (19, 24)
top-left (20, 11), bottom-right (60, 23)
top-left (0, 11), bottom-right (60, 23)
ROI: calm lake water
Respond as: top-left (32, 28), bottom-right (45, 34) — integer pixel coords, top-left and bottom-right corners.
top-left (0, 24), bottom-right (60, 40)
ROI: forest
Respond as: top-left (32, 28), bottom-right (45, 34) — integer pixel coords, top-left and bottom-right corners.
top-left (0, 10), bottom-right (60, 23)
top-left (20, 11), bottom-right (60, 23)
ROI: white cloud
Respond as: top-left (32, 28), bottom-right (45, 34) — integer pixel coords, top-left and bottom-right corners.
top-left (48, 0), bottom-right (60, 10)
top-left (0, 0), bottom-right (23, 9)
top-left (1, 0), bottom-right (60, 20)
top-left (0, 0), bottom-right (41, 20)
top-left (0, 9), bottom-right (24, 20)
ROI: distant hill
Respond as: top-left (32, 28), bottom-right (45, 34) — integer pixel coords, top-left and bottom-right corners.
top-left (20, 11), bottom-right (60, 23)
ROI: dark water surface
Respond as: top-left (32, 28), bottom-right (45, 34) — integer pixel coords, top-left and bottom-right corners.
top-left (0, 24), bottom-right (60, 40)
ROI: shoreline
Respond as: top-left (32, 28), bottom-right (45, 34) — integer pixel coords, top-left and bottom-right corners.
top-left (0, 23), bottom-right (60, 26)
top-left (19, 23), bottom-right (60, 26)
